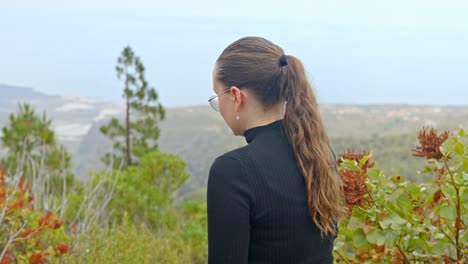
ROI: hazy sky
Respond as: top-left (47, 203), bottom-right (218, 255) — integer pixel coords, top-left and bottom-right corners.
top-left (1, 0), bottom-right (467, 106)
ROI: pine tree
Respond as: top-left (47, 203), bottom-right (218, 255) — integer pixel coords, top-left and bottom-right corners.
top-left (0, 103), bottom-right (73, 193)
top-left (100, 46), bottom-right (165, 168)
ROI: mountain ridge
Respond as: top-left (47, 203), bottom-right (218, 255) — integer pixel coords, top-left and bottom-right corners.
top-left (0, 83), bottom-right (467, 195)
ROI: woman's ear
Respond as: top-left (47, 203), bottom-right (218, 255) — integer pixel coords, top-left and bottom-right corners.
top-left (230, 86), bottom-right (247, 112)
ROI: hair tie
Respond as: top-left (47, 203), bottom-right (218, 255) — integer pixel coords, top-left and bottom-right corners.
top-left (279, 54), bottom-right (288, 67)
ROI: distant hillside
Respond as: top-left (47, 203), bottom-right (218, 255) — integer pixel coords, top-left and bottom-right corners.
top-left (0, 84), bottom-right (124, 177)
top-left (0, 84), bottom-right (57, 101)
top-left (0, 84), bottom-right (467, 197)
top-left (77, 103), bottom-right (468, 196)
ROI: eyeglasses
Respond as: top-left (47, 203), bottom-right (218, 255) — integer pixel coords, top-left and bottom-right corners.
top-left (208, 88), bottom-right (231, 112)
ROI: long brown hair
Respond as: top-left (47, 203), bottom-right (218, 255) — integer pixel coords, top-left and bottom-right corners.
top-left (216, 36), bottom-right (346, 237)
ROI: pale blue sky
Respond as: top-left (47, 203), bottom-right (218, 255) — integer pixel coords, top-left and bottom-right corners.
top-left (1, 0), bottom-right (467, 106)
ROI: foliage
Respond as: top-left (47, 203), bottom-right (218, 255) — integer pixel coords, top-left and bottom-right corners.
top-left (64, 198), bottom-right (207, 264)
top-left (331, 133), bottom-right (428, 184)
top-left (333, 127), bottom-right (467, 263)
top-left (63, 150), bottom-right (206, 263)
top-left (176, 199), bottom-right (208, 263)
top-left (64, 212), bottom-right (204, 264)
top-left (0, 169), bottom-right (70, 264)
top-left (0, 103), bottom-right (74, 198)
top-left (98, 151), bottom-right (189, 230)
top-left (100, 46), bottom-right (165, 168)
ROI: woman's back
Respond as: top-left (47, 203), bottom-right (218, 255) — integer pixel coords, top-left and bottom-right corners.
top-left (207, 36), bottom-right (344, 263)
top-left (207, 119), bottom-right (336, 263)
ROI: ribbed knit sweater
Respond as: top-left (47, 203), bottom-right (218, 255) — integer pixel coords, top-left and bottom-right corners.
top-left (207, 119), bottom-right (337, 264)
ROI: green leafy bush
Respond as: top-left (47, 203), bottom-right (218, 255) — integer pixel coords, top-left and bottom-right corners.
top-left (0, 170), bottom-right (70, 264)
top-left (66, 199), bottom-right (208, 264)
top-left (333, 127), bottom-right (467, 263)
top-left (103, 150), bottom-right (189, 230)
top-left (65, 216), bottom-right (193, 264)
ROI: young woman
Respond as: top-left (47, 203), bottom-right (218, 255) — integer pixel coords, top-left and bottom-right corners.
top-left (207, 36), bottom-right (346, 263)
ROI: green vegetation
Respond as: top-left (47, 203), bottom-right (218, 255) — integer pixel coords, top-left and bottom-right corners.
top-left (0, 103), bottom-right (78, 210)
top-left (0, 170), bottom-right (71, 264)
top-left (2, 103), bottom-right (464, 262)
top-left (1, 103), bottom-right (74, 191)
top-left (103, 151), bottom-right (189, 229)
top-left (334, 128), bottom-right (467, 262)
top-left (100, 46), bottom-right (165, 169)
top-left (64, 198), bottom-right (207, 264)
top-left (331, 133), bottom-right (426, 183)
top-left (1, 47), bottom-right (466, 263)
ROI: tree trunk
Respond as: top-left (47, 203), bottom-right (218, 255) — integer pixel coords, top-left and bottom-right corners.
top-left (125, 70), bottom-right (132, 167)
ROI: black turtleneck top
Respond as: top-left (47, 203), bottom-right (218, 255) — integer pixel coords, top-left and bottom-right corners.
top-left (207, 119), bottom-right (337, 264)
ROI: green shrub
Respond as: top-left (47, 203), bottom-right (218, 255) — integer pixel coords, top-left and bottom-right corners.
top-left (333, 127), bottom-right (467, 263)
top-left (66, 213), bottom-right (202, 264)
top-left (0, 170), bottom-right (70, 263)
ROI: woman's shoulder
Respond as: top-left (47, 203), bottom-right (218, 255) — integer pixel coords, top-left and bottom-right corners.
top-left (208, 150), bottom-right (252, 197)
top-left (210, 147), bottom-right (244, 170)
top-left (209, 145), bottom-right (251, 179)
top-left (220, 144), bottom-right (250, 161)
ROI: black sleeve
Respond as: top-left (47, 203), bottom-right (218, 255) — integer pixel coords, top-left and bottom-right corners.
top-left (207, 156), bottom-right (251, 264)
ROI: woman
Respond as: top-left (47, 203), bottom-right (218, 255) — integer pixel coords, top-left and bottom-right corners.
top-left (207, 36), bottom-right (346, 264)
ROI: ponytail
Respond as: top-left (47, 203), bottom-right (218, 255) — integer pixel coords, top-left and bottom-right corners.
top-left (283, 55), bottom-right (346, 238)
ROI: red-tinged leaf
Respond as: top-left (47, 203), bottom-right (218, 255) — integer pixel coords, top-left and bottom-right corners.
top-left (29, 251), bottom-right (48, 264)
top-left (55, 244), bottom-right (69, 255)
top-left (432, 189), bottom-right (443, 204)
